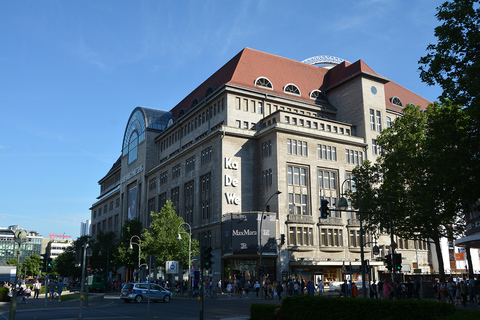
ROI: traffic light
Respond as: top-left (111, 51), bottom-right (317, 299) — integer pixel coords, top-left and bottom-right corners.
top-left (320, 199), bottom-right (329, 219)
top-left (75, 240), bottom-right (83, 267)
top-left (394, 253), bottom-right (402, 271)
top-left (280, 234), bottom-right (285, 246)
top-left (47, 258), bottom-right (53, 273)
top-left (203, 246), bottom-right (214, 269)
top-left (41, 253), bottom-right (48, 272)
top-left (385, 254), bottom-right (392, 271)
top-left (258, 266), bottom-right (267, 275)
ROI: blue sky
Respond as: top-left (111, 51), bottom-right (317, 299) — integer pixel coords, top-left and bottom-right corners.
top-left (0, 0), bottom-right (444, 239)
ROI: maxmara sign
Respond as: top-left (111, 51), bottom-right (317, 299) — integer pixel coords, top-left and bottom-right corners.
top-left (224, 157), bottom-right (240, 205)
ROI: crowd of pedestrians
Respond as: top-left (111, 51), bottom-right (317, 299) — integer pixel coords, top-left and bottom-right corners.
top-left (434, 276), bottom-right (479, 306)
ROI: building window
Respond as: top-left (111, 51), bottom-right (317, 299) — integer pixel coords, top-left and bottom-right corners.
top-left (287, 139), bottom-right (308, 156)
top-left (318, 169), bottom-right (337, 190)
top-left (370, 109), bottom-right (375, 131)
top-left (255, 77), bottom-right (273, 89)
top-left (390, 96), bottom-right (403, 107)
top-left (372, 139), bottom-right (378, 155)
top-left (376, 110), bottom-right (382, 131)
top-left (345, 149), bottom-right (363, 165)
top-left (262, 169), bottom-right (273, 187)
top-left (158, 193), bottom-right (167, 211)
top-left (289, 226), bottom-right (313, 246)
top-left (317, 144), bottom-right (336, 161)
top-left (288, 166), bottom-right (307, 187)
top-left (284, 83), bottom-right (301, 96)
top-left (160, 171), bottom-right (168, 186)
top-left (201, 173), bottom-right (212, 221)
top-left (386, 116), bottom-right (391, 127)
top-left (186, 156), bottom-right (195, 172)
top-left (243, 121), bottom-right (249, 129)
top-left (288, 192), bottom-right (308, 215)
top-left (320, 228), bottom-right (343, 247)
top-left (171, 187), bottom-right (179, 211)
top-left (149, 178), bottom-right (157, 191)
top-left (172, 164), bottom-right (181, 179)
top-left (184, 181), bottom-right (194, 224)
top-left (258, 102), bottom-right (263, 114)
top-left (262, 140), bottom-right (272, 157)
top-left (201, 147), bottom-right (212, 164)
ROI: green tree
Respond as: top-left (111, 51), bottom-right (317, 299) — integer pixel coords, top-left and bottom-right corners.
top-left (6, 258), bottom-right (17, 265)
top-left (55, 240), bottom-right (83, 279)
top-left (419, 0), bottom-right (480, 119)
top-left (113, 218), bottom-right (143, 270)
top-left (142, 201), bottom-right (199, 272)
top-left (350, 103), bottom-right (474, 278)
top-left (22, 254), bottom-right (42, 277)
top-left (90, 230), bottom-right (117, 277)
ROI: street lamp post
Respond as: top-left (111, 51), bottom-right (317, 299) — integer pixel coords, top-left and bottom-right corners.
top-left (337, 178), bottom-right (367, 298)
top-left (177, 222), bottom-right (192, 298)
top-left (9, 229), bottom-right (26, 320)
top-left (129, 236), bottom-right (143, 282)
top-left (259, 190), bottom-right (281, 299)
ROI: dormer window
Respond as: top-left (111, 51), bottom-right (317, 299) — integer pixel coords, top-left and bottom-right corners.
top-left (284, 84), bottom-right (301, 96)
top-left (205, 86), bottom-right (216, 98)
top-left (179, 108), bottom-right (188, 118)
top-left (255, 77), bottom-right (273, 90)
top-left (390, 96), bottom-right (403, 107)
top-left (191, 98), bottom-right (201, 108)
top-left (310, 90), bottom-right (326, 101)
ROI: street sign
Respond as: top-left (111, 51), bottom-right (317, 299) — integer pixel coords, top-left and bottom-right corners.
top-left (87, 265), bottom-right (91, 273)
top-left (190, 268), bottom-right (194, 275)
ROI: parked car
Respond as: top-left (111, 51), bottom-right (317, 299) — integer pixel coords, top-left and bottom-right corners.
top-left (120, 283), bottom-right (172, 303)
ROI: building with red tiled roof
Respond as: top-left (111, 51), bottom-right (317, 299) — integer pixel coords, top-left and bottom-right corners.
top-left (91, 47), bottom-right (434, 284)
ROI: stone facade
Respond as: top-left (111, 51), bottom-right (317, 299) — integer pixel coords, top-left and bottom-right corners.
top-left (90, 48), bottom-right (435, 285)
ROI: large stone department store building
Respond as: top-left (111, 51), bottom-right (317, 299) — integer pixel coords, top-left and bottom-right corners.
top-left (90, 48), bottom-right (433, 286)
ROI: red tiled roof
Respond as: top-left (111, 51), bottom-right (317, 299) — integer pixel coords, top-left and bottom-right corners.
top-left (168, 47), bottom-right (431, 118)
top-left (384, 82), bottom-right (432, 112)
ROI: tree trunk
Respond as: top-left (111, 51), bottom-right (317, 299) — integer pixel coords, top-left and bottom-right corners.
top-left (433, 236), bottom-right (445, 279)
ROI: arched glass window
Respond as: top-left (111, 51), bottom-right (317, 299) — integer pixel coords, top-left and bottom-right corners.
top-left (390, 96), bottom-right (403, 107)
top-left (128, 131), bottom-right (139, 164)
top-left (191, 98), bottom-right (201, 108)
top-left (310, 90), bottom-right (326, 101)
top-left (254, 77), bottom-right (273, 90)
top-left (284, 84), bottom-right (301, 96)
top-left (205, 86), bottom-right (216, 98)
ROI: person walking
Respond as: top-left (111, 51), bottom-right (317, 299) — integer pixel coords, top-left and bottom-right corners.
top-left (276, 282), bottom-right (283, 300)
top-left (56, 279), bottom-right (66, 302)
top-left (34, 279), bottom-right (41, 299)
top-left (317, 280), bottom-right (324, 296)
top-left (369, 281), bottom-right (377, 299)
top-left (48, 279), bottom-right (56, 301)
top-left (254, 280), bottom-right (260, 297)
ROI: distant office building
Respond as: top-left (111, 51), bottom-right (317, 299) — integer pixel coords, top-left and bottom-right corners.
top-left (80, 220), bottom-right (92, 237)
top-left (0, 225), bottom-right (42, 264)
top-left (91, 48), bottom-right (437, 284)
top-left (44, 233), bottom-right (74, 259)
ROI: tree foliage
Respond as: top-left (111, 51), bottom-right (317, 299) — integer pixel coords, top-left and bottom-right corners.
top-left (419, 0), bottom-right (480, 119)
top-left (142, 201), bottom-right (199, 270)
top-left (113, 218), bottom-right (143, 270)
top-left (350, 103), bottom-right (474, 278)
top-left (54, 243), bottom-right (82, 279)
top-left (89, 230), bottom-right (117, 276)
top-left (22, 254), bottom-right (42, 277)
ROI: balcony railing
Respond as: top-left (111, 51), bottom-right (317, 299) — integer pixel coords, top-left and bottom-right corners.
top-left (318, 216), bottom-right (344, 225)
top-left (287, 214), bottom-right (314, 223)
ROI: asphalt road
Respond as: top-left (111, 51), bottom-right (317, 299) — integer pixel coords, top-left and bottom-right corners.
top-left (0, 292), bottom-right (282, 320)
